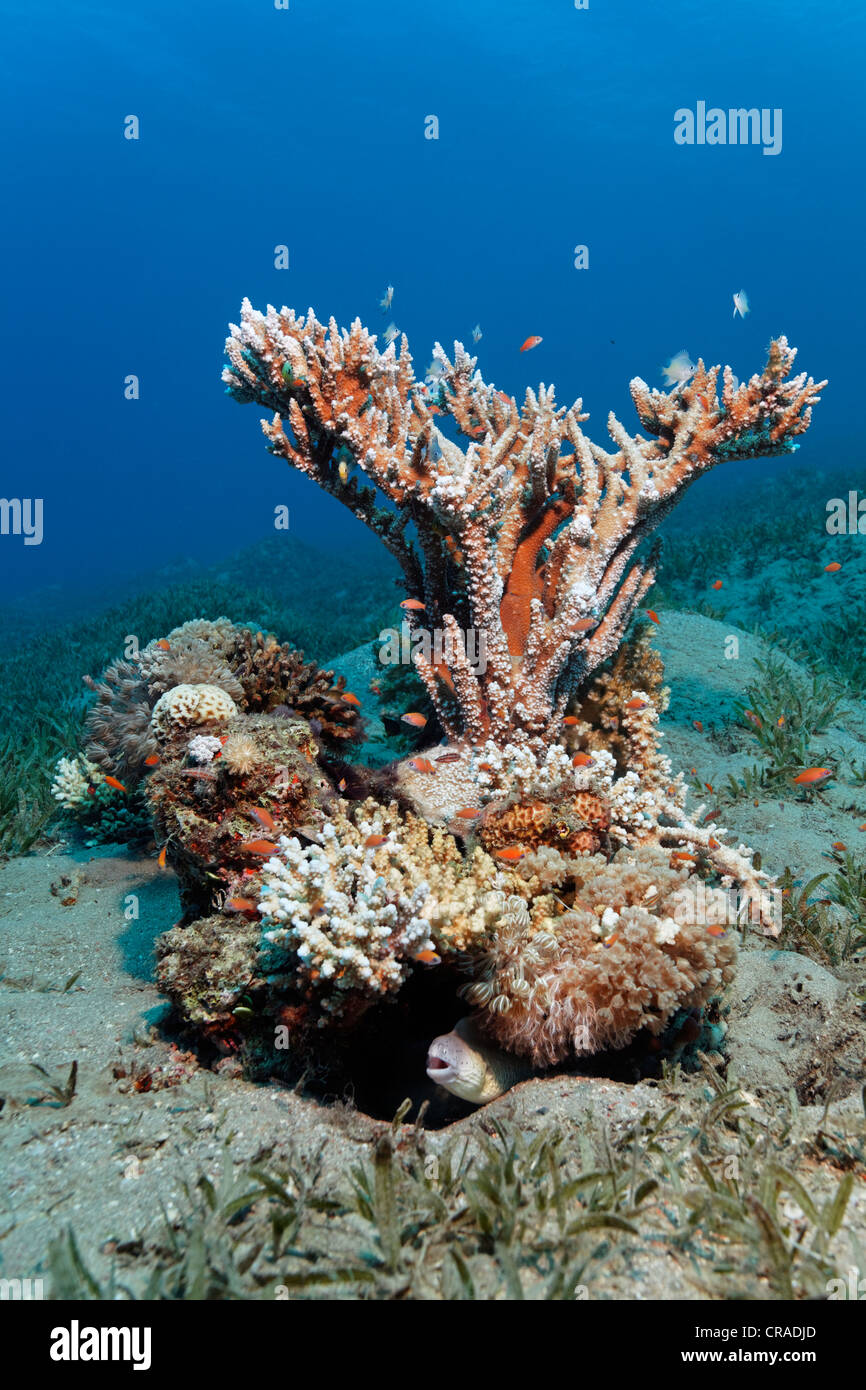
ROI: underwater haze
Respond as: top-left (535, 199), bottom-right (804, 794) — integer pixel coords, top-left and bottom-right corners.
top-left (0, 0), bottom-right (861, 604)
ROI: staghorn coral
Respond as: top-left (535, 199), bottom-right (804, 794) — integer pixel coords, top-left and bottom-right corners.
top-left (225, 302), bottom-right (824, 748)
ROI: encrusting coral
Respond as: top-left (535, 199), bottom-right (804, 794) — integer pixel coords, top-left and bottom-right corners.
top-left (63, 310), bottom-right (825, 1100)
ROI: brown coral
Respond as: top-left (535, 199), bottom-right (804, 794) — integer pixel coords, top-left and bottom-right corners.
top-left (567, 631), bottom-right (668, 774)
top-left (83, 619), bottom-right (362, 784)
top-left (478, 792), bottom-right (609, 856)
top-left (220, 626), bottom-right (362, 743)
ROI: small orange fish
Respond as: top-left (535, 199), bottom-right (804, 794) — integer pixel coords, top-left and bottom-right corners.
top-left (693, 720), bottom-right (704, 733)
top-left (496, 846), bottom-right (526, 862)
top-left (410, 757), bottom-right (436, 774)
top-left (602, 933), bottom-right (620, 949)
top-left (792, 767), bottom-right (833, 785)
top-left (777, 716), bottom-right (785, 727)
top-left (743, 709), bottom-right (762, 730)
top-left (519, 335), bottom-right (543, 352)
top-left (708, 836), bottom-right (720, 849)
top-left (625, 697), bottom-right (649, 711)
top-left (705, 783), bottom-right (713, 793)
top-left (414, 949), bottom-right (441, 966)
top-left (400, 598), bottom-right (426, 611)
top-left (226, 897), bottom-right (258, 916)
top-left (477, 761), bottom-right (494, 772)
top-left (711, 580), bottom-right (723, 590)
top-left (144, 754), bottom-right (160, 767)
top-left (401, 712), bottom-right (427, 728)
top-left (707, 925), bottom-right (727, 938)
top-left (859, 824), bottom-right (866, 831)
top-left (456, 808), bottom-right (480, 819)
top-left (239, 839), bottom-right (279, 856)
top-left (342, 692), bottom-right (361, 707)
top-left (831, 841), bottom-right (847, 851)
top-left (364, 834), bottom-right (388, 848)
top-left (338, 778), bottom-right (347, 792)
top-left (156, 639), bottom-right (171, 651)
top-left (158, 846), bottom-right (167, 869)
top-left (572, 752), bottom-right (596, 768)
top-left (671, 851), bottom-right (696, 863)
top-left (249, 806), bottom-right (276, 832)
top-left (824, 562), bottom-right (842, 573)
top-left (563, 716), bottom-right (580, 726)
top-left (646, 609), bottom-right (660, 625)
top-left (104, 775), bottom-right (127, 793)
top-left (573, 617), bottom-right (597, 633)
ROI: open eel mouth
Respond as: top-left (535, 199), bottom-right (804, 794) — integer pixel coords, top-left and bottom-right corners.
top-left (425, 1049), bottom-right (456, 1085)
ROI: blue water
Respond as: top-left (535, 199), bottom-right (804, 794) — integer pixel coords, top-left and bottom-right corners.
top-left (0, 0), bottom-right (861, 603)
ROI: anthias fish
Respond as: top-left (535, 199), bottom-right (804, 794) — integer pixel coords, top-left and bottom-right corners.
top-left (410, 757), bottom-right (436, 773)
top-left (792, 767), bottom-right (833, 785)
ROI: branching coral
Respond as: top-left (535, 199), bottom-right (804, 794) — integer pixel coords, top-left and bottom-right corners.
top-left (51, 755), bottom-right (101, 809)
top-left (224, 303), bottom-right (824, 748)
top-left (258, 822), bottom-right (432, 1024)
top-left (65, 311), bottom-right (826, 1087)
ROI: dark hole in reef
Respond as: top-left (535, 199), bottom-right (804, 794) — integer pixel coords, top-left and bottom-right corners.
top-left (297, 974), bottom-right (727, 1130)
top-left (165, 967), bottom-right (728, 1132)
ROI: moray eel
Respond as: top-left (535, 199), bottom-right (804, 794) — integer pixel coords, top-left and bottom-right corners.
top-left (426, 1016), bottom-right (534, 1105)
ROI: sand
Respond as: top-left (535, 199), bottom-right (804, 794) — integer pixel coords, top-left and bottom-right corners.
top-left (1, 612), bottom-right (864, 1298)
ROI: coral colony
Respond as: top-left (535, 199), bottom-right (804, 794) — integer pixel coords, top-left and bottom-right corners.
top-left (57, 307), bottom-right (825, 1104)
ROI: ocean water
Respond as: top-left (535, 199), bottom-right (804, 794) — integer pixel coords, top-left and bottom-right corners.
top-left (0, 0), bottom-right (860, 611)
top-left (2, 0), bottom-right (866, 1317)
